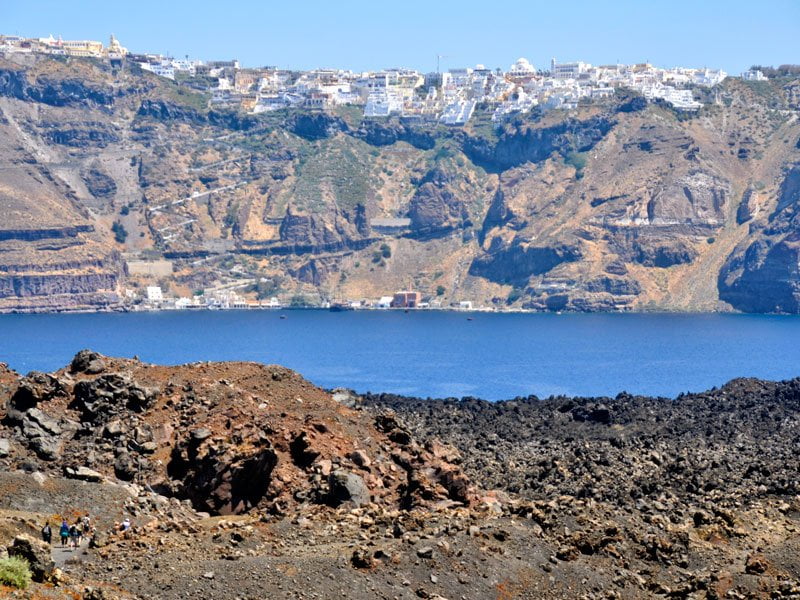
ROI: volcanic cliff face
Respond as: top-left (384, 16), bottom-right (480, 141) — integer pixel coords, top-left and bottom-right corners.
top-left (1, 52), bottom-right (799, 311)
top-left (719, 164), bottom-right (800, 312)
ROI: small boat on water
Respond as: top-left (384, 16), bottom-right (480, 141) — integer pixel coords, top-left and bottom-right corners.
top-left (329, 302), bottom-right (354, 312)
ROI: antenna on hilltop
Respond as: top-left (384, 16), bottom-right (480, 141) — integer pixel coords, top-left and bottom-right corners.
top-left (436, 54), bottom-right (449, 74)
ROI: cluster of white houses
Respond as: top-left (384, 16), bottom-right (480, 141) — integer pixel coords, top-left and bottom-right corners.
top-left (136, 285), bottom-right (473, 312)
top-left (2, 32), bottom-right (772, 123)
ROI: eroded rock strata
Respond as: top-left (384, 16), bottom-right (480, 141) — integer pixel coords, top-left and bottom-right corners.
top-left (1, 53), bottom-right (800, 312)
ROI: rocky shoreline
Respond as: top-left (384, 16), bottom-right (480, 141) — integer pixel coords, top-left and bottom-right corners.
top-left (0, 353), bottom-right (799, 598)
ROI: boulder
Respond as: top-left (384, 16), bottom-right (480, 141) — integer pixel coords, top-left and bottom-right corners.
top-left (348, 450), bottom-right (371, 469)
top-left (7, 534), bottom-right (54, 582)
top-left (70, 349), bottom-right (107, 374)
top-left (329, 470), bottom-right (370, 507)
top-left (65, 466), bottom-right (104, 482)
top-left (190, 428), bottom-right (212, 442)
top-left (0, 437), bottom-right (10, 458)
top-left (6, 372), bottom-right (66, 417)
top-left (571, 404), bottom-right (612, 424)
top-left (20, 408), bottom-right (68, 460)
top-left (350, 547), bottom-right (376, 569)
top-left (28, 435), bottom-right (62, 461)
top-left (745, 553), bottom-right (769, 574)
top-left (71, 374), bottom-right (157, 422)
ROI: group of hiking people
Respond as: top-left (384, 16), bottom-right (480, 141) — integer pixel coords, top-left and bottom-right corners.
top-left (40, 514), bottom-right (132, 550)
top-left (40, 514), bottom-right (92, 549)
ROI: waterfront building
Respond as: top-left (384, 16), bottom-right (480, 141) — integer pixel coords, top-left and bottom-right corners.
top-left (391, 291), bottom-right (421, 308)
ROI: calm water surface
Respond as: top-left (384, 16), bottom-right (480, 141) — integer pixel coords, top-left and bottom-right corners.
top-left (0, 311), bottom-right (799, 400)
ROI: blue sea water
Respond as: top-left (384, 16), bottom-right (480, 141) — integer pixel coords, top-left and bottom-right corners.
top-left (0, 311), bottom-right (799, 400)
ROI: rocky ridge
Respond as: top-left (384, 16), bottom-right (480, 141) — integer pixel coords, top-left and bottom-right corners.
top-left (0, 353), bottom-right (799, 598)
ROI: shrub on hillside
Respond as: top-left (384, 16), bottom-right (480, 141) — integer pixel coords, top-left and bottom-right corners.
top-left (111, 220), bottom-right (128, 244)
top-left (0, 556), bottom-right (32, 589)
top-left (564, 151), bottom-right (588, 179)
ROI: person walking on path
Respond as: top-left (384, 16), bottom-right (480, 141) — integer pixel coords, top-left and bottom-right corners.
top-left (41, 522), bottom-right (52, 544)
top-left (59, 519), bottom-right (69, 547)
top-left (82, 514), bottom-right (91, 534)
top-left (69, 522), bottom-right (80, 549)
top-left (75, 519), bottom-right (84, 547)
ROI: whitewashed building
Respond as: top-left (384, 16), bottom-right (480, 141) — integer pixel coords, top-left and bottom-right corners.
top-left (551, 58), bottom-right (590, 80)
top-left (742, 69), bottom-right (767, 82)
top-left (364, 90), bottom-right (404, 117)
top-left (441, 99), bottom-right (476, 125)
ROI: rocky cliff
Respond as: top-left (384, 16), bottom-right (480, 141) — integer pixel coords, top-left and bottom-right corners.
top-left (1, 53), bottom-right (800, 311)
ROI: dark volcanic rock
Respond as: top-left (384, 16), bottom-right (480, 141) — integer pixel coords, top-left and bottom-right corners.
top-left (469, 240), bottom-right (583, 286)
top-left (39, 122), bottom-right (119, 147)
top-left (408, 168), bottom-right (470, 236)
top-left (610, 229), bottom-right (699, 268)
top-left (461, 115), bottom-right (615, 172)
top-left (6, 372), bottom-right (66, 416)
top-left (719, 165), bottom-right (800, 312)
top-left (617, 96), bottom-right (648, 113)
top-left (168, 434), bottom-right (279, 514)
top-left (0, 68), bottom-right (114, 107)
top-left (584, 276), bottom-right (641, 295)
top-left (736, 187), bottom-right (756, 224)
top-left (353, 120), bottom-right (435, 150)
top-left (70, 374), bottom-right (157, 422)
top-left (363, 377), bottom-right (800, 507)
top-left (719, 236), bottom-right (800, 312)
top-left (288, 112), bottom-right (347, 140)
top-left (70, 349), bottom-right (107, 375)
top-left (328, 469), bottom-right (370, 507)
top-left (137, 99), bottom-right (258, 130)
top-left (81, 165), bottom-right (117, 199)
top-left (7, 534), bottom-right (55, 582)
top-left (0, 271), bottom-right (123, 300)
top-left (137, 98), bottom-right (206, 125)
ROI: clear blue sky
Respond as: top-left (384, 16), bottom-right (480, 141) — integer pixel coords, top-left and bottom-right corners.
top-left (2, 0), bottom-right (798, 73)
